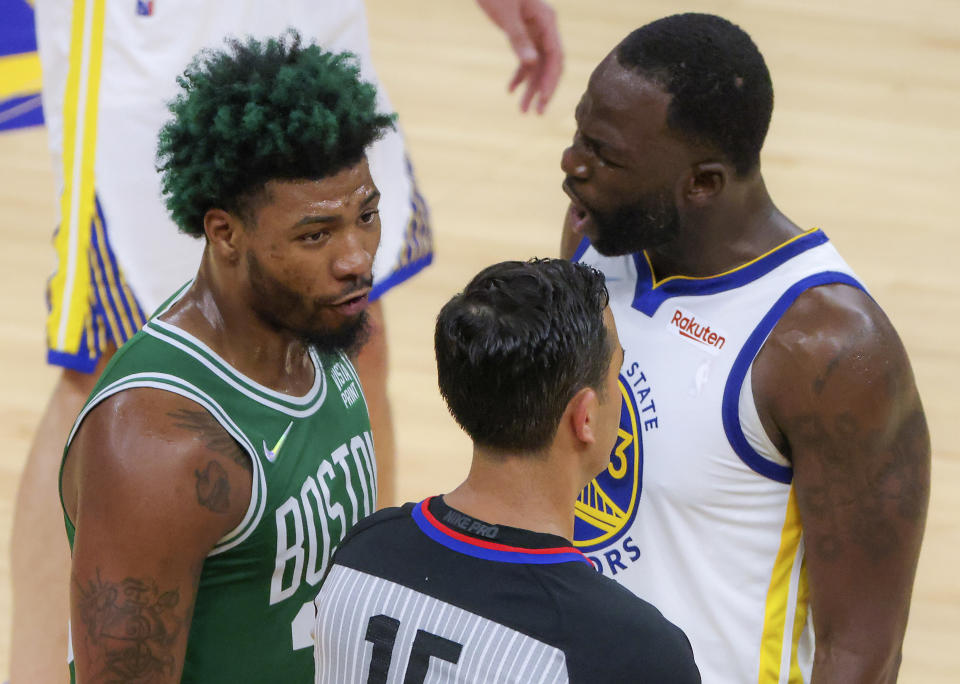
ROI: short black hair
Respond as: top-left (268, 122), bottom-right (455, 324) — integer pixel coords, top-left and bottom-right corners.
top-left (157, 31), bottom-right (395, 236)
top-left (435, 259), bottom-right (612, 452)
top-left (616, 13), bottom-right (773, 176)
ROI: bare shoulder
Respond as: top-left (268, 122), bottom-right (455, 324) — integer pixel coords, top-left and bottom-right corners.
top-left (759, 282), bottom-right (901, 377)
top-left (753, 281), bottom-right (929, 542)
top-left (66, 388), bottom-right (253, 681)
top-left (752, 283), bottom-right (919, 447)
top-left (64, 387), bottom-right (253, 542)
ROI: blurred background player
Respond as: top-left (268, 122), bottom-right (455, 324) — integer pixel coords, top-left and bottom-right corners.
top-left (313, 259), bottom-right (700, 683)
top-left (63, 34), bottom-right (390, 682)
top-left (562, 13), bottom-right (929, 682)
top-left (10, 1), bottom-right (562, 680)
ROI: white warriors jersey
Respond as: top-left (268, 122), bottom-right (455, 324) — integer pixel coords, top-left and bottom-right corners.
top-left (573, 228), bottom-right (866, 684)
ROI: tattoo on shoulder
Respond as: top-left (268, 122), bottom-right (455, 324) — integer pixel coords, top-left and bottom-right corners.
top-left (168, 408), bottom-right (251, 472)
top-left (76, 569), bottom-right (185, 681)
top-left (195, 460), bottom-right (231, 514)
top-left (811, 348), bottom-right (845, 396)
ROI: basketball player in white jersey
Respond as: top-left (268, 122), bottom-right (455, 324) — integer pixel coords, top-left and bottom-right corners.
top-left (10, 1), bottom-right (562, 681)
top-left (560, 13), bottom-right (929, 683)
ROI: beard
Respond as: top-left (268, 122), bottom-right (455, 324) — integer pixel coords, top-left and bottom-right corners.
top-left (300, 313), bottom-right (370, 358)
top-left (586, 187), bottom-right (681, 257)
top-left (246, 250), bottom-right (372, 357)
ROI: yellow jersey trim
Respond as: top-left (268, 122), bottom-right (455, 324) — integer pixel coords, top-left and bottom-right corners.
top-left (788, 557), bottom-right (810, 682)
top-left (91, 209), bottom-right (137, 340)
top-left (47, 0), bottom-right (107, 353)
top-left (645, 228), bottom-right (822, 289)
top-left (758, 486), bottom-right (806, 683)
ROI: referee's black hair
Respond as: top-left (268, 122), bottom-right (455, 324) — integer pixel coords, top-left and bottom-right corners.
top-left (616, 13), bottom-right (773, 176)
top-left (435, 258), bottom-right (612, 453)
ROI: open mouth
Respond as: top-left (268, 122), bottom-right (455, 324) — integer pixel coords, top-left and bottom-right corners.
top-left (331, 290), bottom-right (370, 317)
top-left (563, 183), bottom-right (592, 235)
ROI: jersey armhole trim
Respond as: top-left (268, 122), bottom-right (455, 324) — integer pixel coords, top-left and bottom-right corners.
top-left (62, 373), bottom-right (267, 555)
top-left (370, 252), bottom-right (433, 302)
top-left (721, 271), bottom-right (866, 483)
top-left (738, 364), bottom-right (790, 468)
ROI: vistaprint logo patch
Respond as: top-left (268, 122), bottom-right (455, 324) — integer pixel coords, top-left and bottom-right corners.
top-left (667, 307), bottom-right (726, 354)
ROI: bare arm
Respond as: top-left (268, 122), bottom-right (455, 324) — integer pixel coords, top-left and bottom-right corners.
top-left (62, 389), bottom-right (252, 683)
top-left (475, 0), bottom-right (563, 113)
top-left (753, 284), bottom-right (930, 683)
top-left (560, 202), bottom-right (581, 260)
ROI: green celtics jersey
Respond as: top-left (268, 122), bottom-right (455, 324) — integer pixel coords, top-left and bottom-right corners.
top-left (61, 297), bottom-right (376, 683)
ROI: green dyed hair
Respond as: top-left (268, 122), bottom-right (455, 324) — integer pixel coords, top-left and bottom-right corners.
top-left (157, 31), bottom-right (396, 236)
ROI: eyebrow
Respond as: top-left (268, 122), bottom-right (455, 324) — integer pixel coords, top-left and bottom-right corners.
top-left (360, 189), bottom-right (381, 207)
top-left (292, 189), bottom-right (381, 227)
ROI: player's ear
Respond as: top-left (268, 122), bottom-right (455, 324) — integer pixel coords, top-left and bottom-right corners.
top-left (569, 387), bottom-right (600, 446)
top-left (204, 208), bottom-right (244, 264)
top-left (682, 161), bottom-right (726, 206)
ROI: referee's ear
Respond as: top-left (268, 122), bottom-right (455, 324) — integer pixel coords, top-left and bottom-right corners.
top-left (203, 208), bottom-right (243, 265)
top-left (568, 386), bottom-right (600, 447)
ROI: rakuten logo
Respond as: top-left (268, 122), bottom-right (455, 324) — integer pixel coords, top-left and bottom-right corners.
top-left (667, 308), bottom-right (726, 354)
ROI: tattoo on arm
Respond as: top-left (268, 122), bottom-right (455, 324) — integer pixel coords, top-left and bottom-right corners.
top-left (76, 569), bottom-right (186, 682)
top-left (792, 405), bottom-right (929, 563)
top-left (811, 348), bottom-right (844, 396)
top-left (195, 460), bottom-right (230, 514)
top-left (168, 408), bottom-right (251, 472)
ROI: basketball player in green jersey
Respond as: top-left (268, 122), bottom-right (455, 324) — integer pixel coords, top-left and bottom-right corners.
top-left (59, 33), bottom-right (392, 682)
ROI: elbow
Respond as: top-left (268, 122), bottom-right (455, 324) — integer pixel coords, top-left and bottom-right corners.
top-left (812, 637), bottom-right (903, 684)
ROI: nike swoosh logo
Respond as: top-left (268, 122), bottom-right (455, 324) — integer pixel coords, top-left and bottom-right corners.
top-left (262, 421), bottom-right (294, 463)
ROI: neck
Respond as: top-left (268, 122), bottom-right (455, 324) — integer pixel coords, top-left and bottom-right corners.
top-left (442, 445), bottom-right (584, 540)
top-left (159, 250), bottom-right (315, 394)
top-left (647, 174), bottom-right (802, 280)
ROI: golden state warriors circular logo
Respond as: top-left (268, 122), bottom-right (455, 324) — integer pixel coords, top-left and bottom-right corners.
top-left (573, 374), bottom-right (643, 551)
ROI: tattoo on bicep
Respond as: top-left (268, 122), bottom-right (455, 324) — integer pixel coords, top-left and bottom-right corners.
top-left (195, 460), bottom-right (230, 514)
top-left (793, 405), bottom-right (929, 563)
top-left (76, 568), bottom-right (185, 681)
top-left (168, 408), bottom-right (251, 472)
top-left (876, 407), bottom-right (930, 523)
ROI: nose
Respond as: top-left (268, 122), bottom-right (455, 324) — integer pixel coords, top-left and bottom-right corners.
top-left (332, 229), bottom-right (375, 280)
top-left (561, 143), bottom-right (589, 180)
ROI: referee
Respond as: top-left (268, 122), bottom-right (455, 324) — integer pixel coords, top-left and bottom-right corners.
top-left (313, 259), bottom-right (700, 683)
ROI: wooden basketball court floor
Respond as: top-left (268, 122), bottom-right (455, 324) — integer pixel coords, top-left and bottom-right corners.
top-left (0, 0), bottom-right (956, 678)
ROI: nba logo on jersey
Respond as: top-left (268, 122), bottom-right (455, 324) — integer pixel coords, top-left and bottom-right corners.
top-left (136, 0), bottom-right (154, 16)
top-left (573, 374), bottom-right (644, 553)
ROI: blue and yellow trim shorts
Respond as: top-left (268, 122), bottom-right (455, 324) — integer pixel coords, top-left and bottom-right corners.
top-left (47, 195), bottom-right (146, 373)
top-left (44, 0), bottom-right (144, 373)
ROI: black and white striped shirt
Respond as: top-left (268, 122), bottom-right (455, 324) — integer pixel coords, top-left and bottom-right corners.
top-left (314, 497), bottom-right (700, 683)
